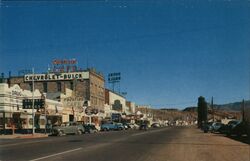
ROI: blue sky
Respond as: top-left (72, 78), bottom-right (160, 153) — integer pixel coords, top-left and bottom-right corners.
top-left (1, 1), bottom-right (250, 108)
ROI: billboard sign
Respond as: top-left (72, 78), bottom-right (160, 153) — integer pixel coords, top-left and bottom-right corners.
top-left (24, 72), bottom-right (89, 82)
top-left (52, 59), bottom-right (78, 73)
top-left (108, 72), bottom-right (121, 83)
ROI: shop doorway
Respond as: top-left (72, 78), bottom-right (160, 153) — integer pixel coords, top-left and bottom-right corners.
top-left (69, 115), bottom-right (74, 122)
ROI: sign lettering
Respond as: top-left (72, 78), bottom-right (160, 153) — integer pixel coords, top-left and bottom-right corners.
top-left (24, 72), bottom-right (89, 82)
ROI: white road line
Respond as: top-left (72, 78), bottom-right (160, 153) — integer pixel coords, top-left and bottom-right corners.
top-left (29, 147), bottom-right (82, 161)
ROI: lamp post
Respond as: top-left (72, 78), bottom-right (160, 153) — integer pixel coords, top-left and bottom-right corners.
top-left (43, 93), bottom-right (47, 134)
top-left (32, 67), bottom-right (35, 135)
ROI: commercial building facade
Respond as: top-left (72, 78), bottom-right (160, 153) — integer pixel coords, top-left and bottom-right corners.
top-left (7, 68), bottom-right (105, 126)
top-left (0, 83), bottom-right (63, 134)
top-left (10, 69), bottom-right (103, 107)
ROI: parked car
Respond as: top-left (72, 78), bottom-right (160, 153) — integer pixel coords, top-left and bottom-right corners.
top-left (211, 122), bottom-right (223, 133)
top-left (51, 122), bottom-right (85, 136)
top-left (218, 120), bottom-right (240, 135)
top-left (83, 124), bottom-right (98, 134)
top-left (115, 123), bottom-right (125, 130)
top-left (228, 121), bottom-right (246, 136)
top-left (202, 122), bottom-right (213, 133)
top-left (101, 122), bottom-right (116, 131)
top-left (123, 123), bottom-right (130, 130)
top-left (151, 123), bottom-right (161, 128)
top-left (139, 123), bottom-right (148, 130)
top-left (218, 123), bottom-right (229, 134)
top-left (128, 123), bottom-right (139, 130)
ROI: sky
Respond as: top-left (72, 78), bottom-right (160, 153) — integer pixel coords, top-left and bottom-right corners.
top-left (1, 0), bottom-right (250, 109)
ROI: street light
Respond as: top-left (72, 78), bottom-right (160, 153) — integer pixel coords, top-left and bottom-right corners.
top-left (43, 93), bottom-right (47, 134)
top-left (32, 67), bottom-right (35, 135)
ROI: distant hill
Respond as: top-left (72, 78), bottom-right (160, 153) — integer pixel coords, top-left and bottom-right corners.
top-left (182, 107), bottom-right (197, 112)
top-left (182, 100), bottom-right (250, 112)
top-left (213, 100), bottom-right (250, 112)
top-left (160, 108), bottom-right (179, 111)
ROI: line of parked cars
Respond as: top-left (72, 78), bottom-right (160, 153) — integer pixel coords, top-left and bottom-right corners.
top-left (100, 122), bottom-right (141, 131)
top-left (204, 120), bottom-right (248, 137)
top-left (51, 121), bottom-right (166, 136)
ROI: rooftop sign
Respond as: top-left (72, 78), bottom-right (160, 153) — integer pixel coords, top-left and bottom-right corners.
top-left (52, 59), bottom-right (78, 73)
top-left (24, 72), bottom-right (89, 82)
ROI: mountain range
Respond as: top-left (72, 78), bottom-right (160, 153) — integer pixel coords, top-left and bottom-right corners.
top-left (183, 100), bottom-right (250, 112)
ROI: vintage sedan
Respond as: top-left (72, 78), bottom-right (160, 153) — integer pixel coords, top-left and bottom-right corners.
top-left (83, 124), bottom-right (98, 134)
top-left (51, 122), bottom-right (85, 136)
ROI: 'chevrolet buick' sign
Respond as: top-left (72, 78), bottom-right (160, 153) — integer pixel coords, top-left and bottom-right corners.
top-left (24, 72), bottom-right (89, 82)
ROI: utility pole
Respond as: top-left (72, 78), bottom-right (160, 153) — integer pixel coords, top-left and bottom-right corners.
top-left (211, 97), bottom-right (214, 122)
top-left (242, 99), bottom-right (245, 121)
top-left (32, 67), bottom-right (35, 135)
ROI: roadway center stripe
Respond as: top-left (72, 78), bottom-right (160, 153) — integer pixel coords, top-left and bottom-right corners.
top-left (29, 147), bottom-right (82, 161)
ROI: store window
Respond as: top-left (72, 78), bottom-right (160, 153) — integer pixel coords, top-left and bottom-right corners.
top-left (29, 83), bottom-right (33, 91)
top-left (43, 82), bottom-right (47, 93)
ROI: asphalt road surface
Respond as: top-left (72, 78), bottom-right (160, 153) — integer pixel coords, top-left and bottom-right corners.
top-left (0, 127), bottom-right (249, 161)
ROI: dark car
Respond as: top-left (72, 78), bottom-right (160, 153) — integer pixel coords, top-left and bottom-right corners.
top-left (83, 124), bottom-right (98, 134)
top-left (211, 122), bottom-right (223, 133)
top-left (123, 123), bottom-right (130, 130)
top-left (139, 123), bottom-right (148, 130)
top-left (202, 122), bottom-right (212, 133)
top-left (228, 121), bottom-right (246, 136)
top-left (218, 120), bottom-right (240, 135)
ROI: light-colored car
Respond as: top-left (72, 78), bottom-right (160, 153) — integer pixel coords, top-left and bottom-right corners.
top-left (128, 123), bottom-right (140, 130)
top-left (151, 123), bottom-right (160, 128)
top-left (52, 122), bottom-right (85, 136)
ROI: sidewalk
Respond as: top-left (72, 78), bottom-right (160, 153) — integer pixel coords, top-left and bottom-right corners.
top-left (0, 133), bottom-right (49, 139)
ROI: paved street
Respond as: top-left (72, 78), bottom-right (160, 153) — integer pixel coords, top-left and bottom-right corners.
top-left (0, 127), bottom-right (249, 161)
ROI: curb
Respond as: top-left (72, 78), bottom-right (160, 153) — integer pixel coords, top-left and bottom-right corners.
top-left (0, 134), bottom-right (49, 139)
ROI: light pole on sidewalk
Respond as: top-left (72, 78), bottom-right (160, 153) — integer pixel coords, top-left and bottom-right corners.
top-left (43, 93), bottom-right (47, 134)
top-left (32, 67), bottom-right (35, 135)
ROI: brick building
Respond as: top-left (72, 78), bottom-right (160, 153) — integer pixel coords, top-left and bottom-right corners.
top-left (8, 68), bottom-right (105, 113)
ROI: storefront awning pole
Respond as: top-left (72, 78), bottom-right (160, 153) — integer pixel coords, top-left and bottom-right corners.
top-left (44, 93), bottom-right (47, 135)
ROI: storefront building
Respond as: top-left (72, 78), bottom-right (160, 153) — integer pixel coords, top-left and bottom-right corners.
top-left (8, 65), bottom-right (105, 126)
top-left (0, 83), bottom-right (43, 134)
top-left (0, 83), bottom-right (64, 134)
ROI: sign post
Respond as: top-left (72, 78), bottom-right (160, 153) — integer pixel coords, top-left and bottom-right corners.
top-left (108, 72), bottom-right (121, 92)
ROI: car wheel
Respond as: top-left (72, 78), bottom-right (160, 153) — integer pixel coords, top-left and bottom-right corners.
top-left (58, 130), bottom-right (63, 136)
top-left (77, 129), bottom-right (83, 135)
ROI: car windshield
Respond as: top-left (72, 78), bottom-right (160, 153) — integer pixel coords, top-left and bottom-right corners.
top-left (228, 121), bottom-right (240, 125)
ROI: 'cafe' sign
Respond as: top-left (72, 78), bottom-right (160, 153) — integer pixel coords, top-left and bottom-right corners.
top-left (24, 72), bottom-right (89, 82)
